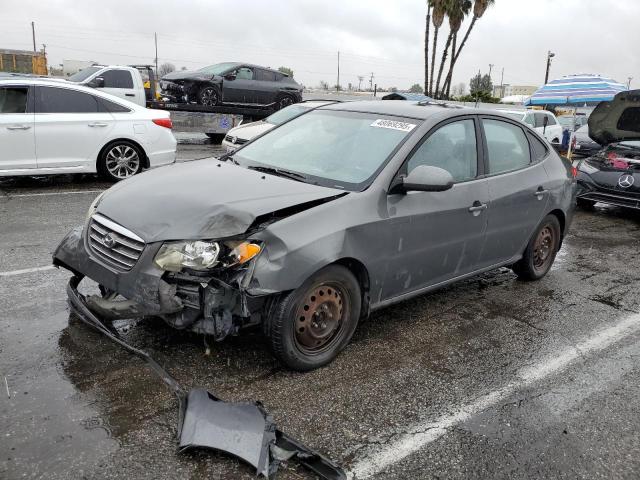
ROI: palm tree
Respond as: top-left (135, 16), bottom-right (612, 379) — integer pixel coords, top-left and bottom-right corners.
top-left (429, 0), bottom-right (446, 96)
top-left (424, 2), bottom-right (432, 94)
top-left (434, 0), bottom-right (471, 98)
top-left (442, 0), bottom-right (495, 97)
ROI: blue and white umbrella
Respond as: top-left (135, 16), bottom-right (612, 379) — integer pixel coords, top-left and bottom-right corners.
top-left (524, 74), bottom-right (628, 106)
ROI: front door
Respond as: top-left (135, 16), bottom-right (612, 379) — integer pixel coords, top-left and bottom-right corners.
top-left (382, 117), bottom-right (490, 299)
top-left (34, 86), bottom-right (115, 169)
top-left (480, 117), bottom-right (551, 267)
top-left (222, 66), bottom-right (259, 104)
top-left (0, 85), bottom-right (36, 171)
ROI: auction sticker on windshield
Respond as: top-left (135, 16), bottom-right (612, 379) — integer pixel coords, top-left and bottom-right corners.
top-left (370, 119), bottom-right (417, 132)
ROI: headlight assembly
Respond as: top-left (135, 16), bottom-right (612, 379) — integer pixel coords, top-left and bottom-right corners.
top-left (154, 240), bottom-right (261, 272)
top-left (578, 160), bottom-right (599, 175)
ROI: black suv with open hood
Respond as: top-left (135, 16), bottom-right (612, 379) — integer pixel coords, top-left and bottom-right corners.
top-left (576, 90), bottom-right (640, 209)
top-left (160, 62), bottom-right (303, 109)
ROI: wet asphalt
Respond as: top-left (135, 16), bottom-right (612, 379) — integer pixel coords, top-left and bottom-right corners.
top-left (1, 144), bottom-right (640, 479)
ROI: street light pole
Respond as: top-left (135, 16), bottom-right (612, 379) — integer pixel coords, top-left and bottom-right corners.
top-left (627, 77), bottom-right (633, 89)
top-left (544, 51), bottom-right (555, 84)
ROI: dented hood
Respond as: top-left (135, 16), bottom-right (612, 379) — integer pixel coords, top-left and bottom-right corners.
top-left (589, 89), bottom-right (640, 145)
top-left (95, 160), bottom-right (344, 243)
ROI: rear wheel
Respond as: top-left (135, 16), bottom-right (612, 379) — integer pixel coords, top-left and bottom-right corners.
top-left (576, 198), bottom-right (596, 209)
top-left (512, 214), bottom-right (561, 281)
top-left (275, 93), bottom-right (294, 110)
top-left (97, 141), bottom-right (143, 182)
top-left (198, 86), bottom-right (220, 107)
top-left (266, 265), bottom-right (361, 371)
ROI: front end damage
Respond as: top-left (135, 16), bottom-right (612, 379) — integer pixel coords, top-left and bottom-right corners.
top-left (53, 226), bottom-right (266, 342)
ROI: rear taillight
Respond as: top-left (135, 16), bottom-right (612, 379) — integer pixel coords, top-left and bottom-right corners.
top-left (571, 166), bottom-right (578, 178)
top-left (152, 118), bottom-right (172, 129)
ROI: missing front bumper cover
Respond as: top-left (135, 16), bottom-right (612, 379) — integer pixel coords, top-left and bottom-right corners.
top-left (66, 276), bottom-right (345, 479)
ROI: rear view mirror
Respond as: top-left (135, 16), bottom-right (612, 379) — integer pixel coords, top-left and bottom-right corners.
top-left (392, 165), bottom-right (454, 194)
top-left (89, 77), bottom-right (104, 88)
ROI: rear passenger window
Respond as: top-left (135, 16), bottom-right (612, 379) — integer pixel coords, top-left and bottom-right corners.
top-left (257, 69), bottom-right (277, 82)
top-left (98, 97), bottom-right (131, 113)
top-left (101, 70), bottom-right (134, 89)
top-left (528, 133), bottom-right (549, 162)
top-left (546, 114), bottom-right (557, 125)
top-left (36, 87), bottom-right (99, 113)
top-left (0, 87), bottom-right (28, 113)
top-left (483, 119), bottom-right (531, 174)
top-left (407, 119), bottom-right (478, 183)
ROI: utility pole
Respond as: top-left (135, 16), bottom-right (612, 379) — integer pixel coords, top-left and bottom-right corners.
top-left (357, 76), bottom-right (364, 92)
top-left (627, 77), bottom-right (633, 89)
top-left (336, 51), bottom-right (340, 92)
top-left (499, 67), bottom-right (504, 98)
top-left (544, 51), bottom-right (555, 84)
top-left (488, 63), bottom-right (494, 80)
top-left (369, 72), bottom-right (374, 92)
top-left (154, 32), bottom-right (158, 78)
top-left (31, 21), bottom-right (36, 52)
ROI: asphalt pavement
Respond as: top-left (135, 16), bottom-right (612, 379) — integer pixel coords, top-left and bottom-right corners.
top-left (1, 143), bottom-right (640, 479)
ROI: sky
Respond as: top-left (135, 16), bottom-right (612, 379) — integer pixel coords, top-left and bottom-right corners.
top-left (1, 0), bottom-right (638, 92)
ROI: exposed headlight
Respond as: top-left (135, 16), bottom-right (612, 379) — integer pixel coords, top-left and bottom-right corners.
top-left (578, 160), bottom-right (599, 175)
top-left (154, 240), bottom-right (261, 272)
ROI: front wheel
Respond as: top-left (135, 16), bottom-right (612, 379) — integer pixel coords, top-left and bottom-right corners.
top-left (512, 214), bottom-right (561, 281)
top-left (97, 141), bottom-right (143, 182)
top-left (198, 86), bottom-right (219, 107)
top-left (266, 265), bottom-right (361, 371)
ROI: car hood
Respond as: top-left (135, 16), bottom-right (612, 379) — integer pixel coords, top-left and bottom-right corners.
top-left (588, 89), bottom-right (640, 145)
top-left (162, 69), bottom-right (215, 82)
top-left (95, 160), bottom-right (345, 243)
top-left (228, 121), bottom-right (274, 141)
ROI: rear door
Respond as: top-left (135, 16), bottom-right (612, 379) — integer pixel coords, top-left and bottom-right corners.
top-left (382, 116), bottom-right (490, 298)
top-left (0, 85), bottom-right (36, 170)
top-left (479, 117), bottom-right (551, 267)
top-left (254, 69), bottom-right (280, 105)
top-left (34, 86), bottom-right (115, 169)
top-left (98, 69), bottom-right (141, 105)
top-left (222, 66), bottom-right (259, 104)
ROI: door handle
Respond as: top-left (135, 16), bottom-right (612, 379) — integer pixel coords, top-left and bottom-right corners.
top-left (6, 125), bottom-right (31, 130)
top-left (468, 201), bottom-right (488, 215)
top-left (88, 122), bottom-right (108, 127)
top-left (125, 93), bottom-right (135, 97)
top-left (534, 188), bottom-right (549, 198)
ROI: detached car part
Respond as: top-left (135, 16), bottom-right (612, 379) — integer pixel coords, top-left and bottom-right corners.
top-left (66, 276), bottom-right (345, 479)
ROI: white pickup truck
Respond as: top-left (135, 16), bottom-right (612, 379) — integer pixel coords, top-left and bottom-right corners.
top-left (66, 65), bottom-right (148, 106)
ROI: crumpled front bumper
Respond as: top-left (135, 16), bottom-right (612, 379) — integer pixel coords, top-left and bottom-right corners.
top-left (53, 227), bottom-right (265, 340)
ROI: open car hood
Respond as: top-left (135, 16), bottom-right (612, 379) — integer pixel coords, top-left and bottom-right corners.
top-left (589, 89), bottom-right (640, 145)
top-left (95, 160), bottom-right (344, 243)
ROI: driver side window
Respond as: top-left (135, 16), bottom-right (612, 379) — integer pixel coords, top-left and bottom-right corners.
top-left (235, 67), bottom-right (254, 80)
top-left (407, 119), bottom-right (478, 183)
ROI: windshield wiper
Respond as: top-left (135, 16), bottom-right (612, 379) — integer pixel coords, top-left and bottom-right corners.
top-left (217, 152), bottom-right (239, 164)
top-left (247, 165), bottom-right (308, 182)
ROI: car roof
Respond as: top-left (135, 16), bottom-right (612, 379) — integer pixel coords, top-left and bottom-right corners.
top-left (319, 100), bottom-right (490, 120)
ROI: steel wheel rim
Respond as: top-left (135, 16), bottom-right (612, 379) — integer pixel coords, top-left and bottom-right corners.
top-left (279, 96), bottom-right (293, 109)
top-left (533, 225), bottom-right (555, 270)
top-left (201, 88), bottom-right (218, 106)
top-left (105, 145), bottom-right (140, 179)
top-left (294, 283), bottom-right (347, 355)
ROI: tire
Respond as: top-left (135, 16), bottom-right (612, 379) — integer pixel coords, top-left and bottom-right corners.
top-left (512, 214), bottom-right (561, 281)
top-left (97, 141), bottom-right (144, 182)
top-left (275, 93), bottom-right (294, 110)
top-left (198, 86), bottom-right (220, 107)
top-left (205, 133), bottom-right (225, 144)
top-left (576, 198), bottom-right (596, 209)
top-left (266, 265), bottom-right (361, 371)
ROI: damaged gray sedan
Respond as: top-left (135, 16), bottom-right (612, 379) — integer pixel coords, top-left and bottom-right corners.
top-left (54, 101), bottom-right (576, 370)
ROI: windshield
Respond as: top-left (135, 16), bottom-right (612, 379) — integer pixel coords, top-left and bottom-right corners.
top-left (265, 104), bottom-right (311, 126)
top-left (234, 110), bottom-right (419, 190)
top-left (67, 66), bottom-right (101, 82)
top-left (197, 63), bottom-right (239, 75)
top-left (502, 112), bottom-right (525, 121)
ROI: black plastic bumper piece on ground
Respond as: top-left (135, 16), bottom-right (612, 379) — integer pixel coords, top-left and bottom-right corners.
top-left (66, 276), bottom-right (345, 480)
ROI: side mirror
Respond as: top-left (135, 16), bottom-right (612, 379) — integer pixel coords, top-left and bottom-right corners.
top-left (391, 165), bottom-right (454, 194)
top-left (89, 76), bottom-right (104, 88)
top-left (224, 73), bottom-right (236, 81)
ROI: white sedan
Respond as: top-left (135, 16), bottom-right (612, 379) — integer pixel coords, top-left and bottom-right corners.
top-left (0, 78), bottom-right (176, 182)
top-left (221, 100), bottom-right (335, 152)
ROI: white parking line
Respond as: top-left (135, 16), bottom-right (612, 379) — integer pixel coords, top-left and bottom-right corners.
top-left (2, 189), bottom-right (104, 198)
top-left (349, 313), bottom-right (640, 479)
top-left (0, 265), bottom-right (56, 277)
